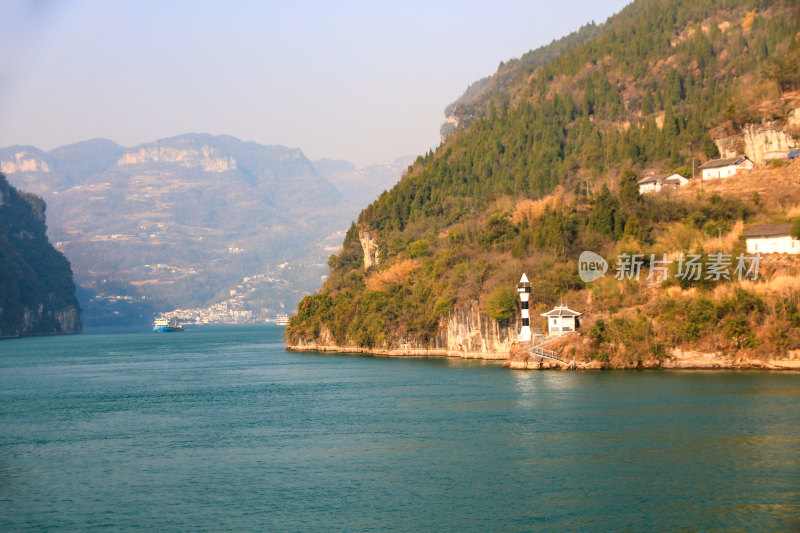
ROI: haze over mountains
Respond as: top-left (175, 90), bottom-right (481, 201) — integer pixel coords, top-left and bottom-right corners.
top-left (313, 156), bottom-right (414, 208)
top-left (0, 135), bottom-right (411, 325)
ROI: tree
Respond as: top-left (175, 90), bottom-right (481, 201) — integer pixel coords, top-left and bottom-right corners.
top-left (479, 211), bottom-right (518, 248)
top-left (791, 219), bottom-right (800, 241)
top-left (484, 285), bottom-right (518, 322)
top-left (622, 215), bottom-right (642, 241)
top-left (619, 169), bottom-right (640, 209)
top-left (588, 185), bottom-right (622, 239)
top-left (702, 136), bottom-right (720, 159)
top-left (642, 92), bottom-right (654, 115)
top-left (765, 44), bottom-right (800, 96)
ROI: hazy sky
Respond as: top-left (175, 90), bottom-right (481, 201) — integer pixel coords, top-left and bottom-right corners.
top-left (1, 0), bottom-right (630, 167)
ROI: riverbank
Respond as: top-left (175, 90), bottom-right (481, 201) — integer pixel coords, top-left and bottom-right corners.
top-left (286, 342), bottom-right (800, 370)
top-left (504, 349), bottom-right (800, 370)
top-left (286, 343), bottom-right (508, 360)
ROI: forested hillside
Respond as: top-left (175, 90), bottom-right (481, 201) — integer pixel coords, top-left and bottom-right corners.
top-left (440, 21), bottom-right (603, 139)
top-left (288, 0), bottom-right (800, 364)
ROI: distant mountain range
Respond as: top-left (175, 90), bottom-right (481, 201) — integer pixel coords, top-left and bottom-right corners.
top-left (313, 155), bottom-right (414, 208)
top-left (0, 134), bottom-right (410, 325)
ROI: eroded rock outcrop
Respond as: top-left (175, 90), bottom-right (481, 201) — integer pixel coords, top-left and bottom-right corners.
top-left (0, 152), bottom-right (51, 174)
top-left (715, 111), bottom-right (800, 163)
top-left (358, 228), bottom-right (380, 270)
top-left (118, 145), bottom-right (237, 172)
top-left (438, 301), bottom-right (519, 357)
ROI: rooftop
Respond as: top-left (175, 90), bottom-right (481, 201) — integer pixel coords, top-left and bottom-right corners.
top-left (541, 305), bottom-right (581, 317)
top-left (638, 172), bottom-right (687, 185)
top-left (698, 156), bottom-right (750, 170)
top-left (741, 223), bottom-right (793, 238)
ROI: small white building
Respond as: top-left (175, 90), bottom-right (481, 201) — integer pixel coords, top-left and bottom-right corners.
top-left (699, 156), bottom-right (754, 180)
top-left (742, 223), bottom-right (800, 254)
top-left (541, 305), bottom-right (581, 336)
top-left (637, 172), bottom-right (689, 194)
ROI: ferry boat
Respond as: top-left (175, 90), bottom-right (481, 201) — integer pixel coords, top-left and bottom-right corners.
top-left (275, 313), bottom-right (290, 326)
top-left (153, 317), bottom-right (184, 332)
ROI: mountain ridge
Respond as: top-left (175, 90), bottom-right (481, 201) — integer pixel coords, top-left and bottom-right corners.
top-left (0, 134), bottom-right (362, 325)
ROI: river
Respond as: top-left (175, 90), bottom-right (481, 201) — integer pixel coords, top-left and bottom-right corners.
top-left (1, 325), bottom-right (798, 531)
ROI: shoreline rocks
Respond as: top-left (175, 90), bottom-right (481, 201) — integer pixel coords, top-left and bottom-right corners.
top-left (286, 342), bottom-right (800, 371)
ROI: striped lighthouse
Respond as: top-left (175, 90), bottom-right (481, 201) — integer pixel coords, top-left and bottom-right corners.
top-left (517, 273), bottom-right (532, 342)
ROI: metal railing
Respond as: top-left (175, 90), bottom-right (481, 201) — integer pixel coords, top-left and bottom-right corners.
top-left (519, 335), bottom-right (575, 367)
top-left (526, 345), bottom-right (570, 366)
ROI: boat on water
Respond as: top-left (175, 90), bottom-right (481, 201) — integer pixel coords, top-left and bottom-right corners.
top-left (275, 313), bottom-right (290, 326)
top-left (153, 317), bottom-right (185, 333)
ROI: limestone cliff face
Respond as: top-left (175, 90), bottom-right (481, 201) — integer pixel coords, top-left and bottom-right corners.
top-left (789, 107), bottom-right (800, 129)
top-left (0, 152), bottom-right (51, 174)
top-left (289, 300), bottom-right (519, 359)
top-left (118, 145), bottom-right (236, 172)
top-left (358, 229), bottom-right (380, 270)
top-left (17, 301), bottom-right (82, 337)
top-left (715, 110), bottom-right (800, 163)
top-left (437, 301), bottom-right (519, 356)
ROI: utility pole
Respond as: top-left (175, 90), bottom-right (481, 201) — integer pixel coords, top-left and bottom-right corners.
top-left (690, 141), bottom-right (701, 195)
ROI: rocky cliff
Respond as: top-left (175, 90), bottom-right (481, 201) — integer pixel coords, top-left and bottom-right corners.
top-left (358, 228), bottom-right (380, 270)
top-left (0, 173), bottom-right (81, 338)
top-left (288, 300), bottom-right (518, 359)
top-left (117, 144), bottom-right (237, 172)
top-left (438, 302), bottom-right (520, 357)
top-left (714, 106), bottom-right (800, 163)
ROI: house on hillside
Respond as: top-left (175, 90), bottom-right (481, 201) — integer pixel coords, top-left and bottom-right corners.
top-left (742, 223), bottom-right (800, 254)
top-left (637, 172), bottom-right (689, 194)
top-left (699, 156), bottom-right (754, 180)
top-left (541, 305), bottom-right (581, 336)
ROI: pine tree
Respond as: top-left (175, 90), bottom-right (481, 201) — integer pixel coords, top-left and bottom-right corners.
top-left (619, 169), bottom-right (640, 210)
